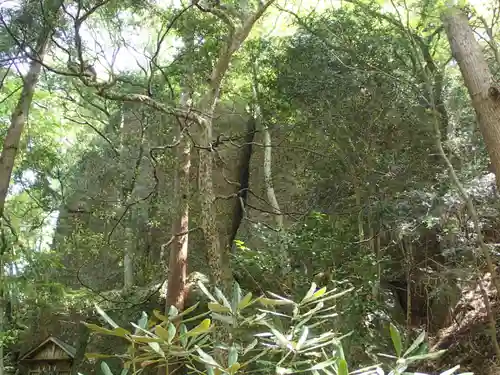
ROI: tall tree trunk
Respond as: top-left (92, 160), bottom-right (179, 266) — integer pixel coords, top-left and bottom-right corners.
top-left (123, 226), bottom-right (134, 290)
top-left (442, 7), bottom-right (500, 188)
top-left (198, 0), bottom-right (275, 293)
top-left (0, 239), bottom-right (4, 375)
top-left (0, 5), bottom-right (62, 216)
top-left (166, 88), bottom-right (191, 314)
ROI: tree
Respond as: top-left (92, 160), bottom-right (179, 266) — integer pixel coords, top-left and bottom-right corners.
top-left (442, 6), bottom-right (500, 189)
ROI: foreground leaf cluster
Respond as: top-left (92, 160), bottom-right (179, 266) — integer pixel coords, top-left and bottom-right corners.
top-left (84, 283), bottom-right (469, 375)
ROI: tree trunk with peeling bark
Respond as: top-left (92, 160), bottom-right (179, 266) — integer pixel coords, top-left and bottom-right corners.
top-left (442, 7), bottom-right (500, 189)
top-left (0, 0), bottom-right (63, 217)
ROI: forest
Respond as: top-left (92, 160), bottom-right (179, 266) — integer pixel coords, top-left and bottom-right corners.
top-left (1, 0), bottom-right (500, 373)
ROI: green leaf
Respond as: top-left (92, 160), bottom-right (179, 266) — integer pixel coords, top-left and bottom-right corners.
top-left (308, 358), bottom-right (337, 370)
top-left (167, 322), bottom-right (177, 343)
top-left (214, 287), bottom-right (232, 309)
top-left (94, 304), bottom-right (119, 328)
top-left (296, 326), bottom-right (309, 351)
top-left (83, 323), bottom-right (114, 335)
top-left (197, 282), bottom-right (218, 302)
top-left (154, 325), bottom-right (171, 342)
top-left (187, 319), bottom-right (211, 336)
top-left (237, 292), bottom-right (253, 310)
top-left (302, 282), bottom-right (318, 303)
top-left (179, 324), bottom-right (188, 346)
top-left (227, 362), bottom-right (241, 375)
top-left (337, 359), bottom-right (348, 375)
top-left (228, 345), bottom-right (238, 367)
top-left (208, 302), bottom-right (232, 313)
top-left (195, 348), bottom-right (221, 368)
top-left (270, 327), bottom-right (291, 349)
top-left (168, 305), bottom-right (179, 318)
top-left (390, 323), bottom-right (402, 357)
top-left (100, 362), bottom-right (113, 375)
top-left (153, 310), bottom-right (169, 322)
top-left (231, 282), bottom-right (242, 312)
top-left (111, 327), bottom-right (131, 338)
top-left (148, 342), bottom-right (164, 356)
top-left (311, 287), bottom-right (327, 300)
top-left (135, 312), bottom-right (148, 334)
top-left (260, 297), bottom-right (294, 306)
top-left (403, 331), bottom-right (426, 357)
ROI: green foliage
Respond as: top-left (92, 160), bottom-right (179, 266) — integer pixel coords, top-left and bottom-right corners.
top-left (85, 283), bottom-right (464, 375)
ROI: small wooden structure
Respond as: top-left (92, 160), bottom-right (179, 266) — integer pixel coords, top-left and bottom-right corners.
top-left (19, 337), bottom-right (76, 375)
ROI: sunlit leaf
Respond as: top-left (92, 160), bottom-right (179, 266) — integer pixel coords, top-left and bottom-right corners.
top-left (187, 319), bottom-right (211, 336)
top-left (237, 292), bottom-right (253, 310)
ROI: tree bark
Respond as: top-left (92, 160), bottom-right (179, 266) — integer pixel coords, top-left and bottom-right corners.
top-left (442, 7), bottom-right (500, 188)
top-left (166, 88), bottom-right (191, 314)
top-left (0, 5), bottom-right (62, 217)
top-left (198, 0), bottom-right (276, 293)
